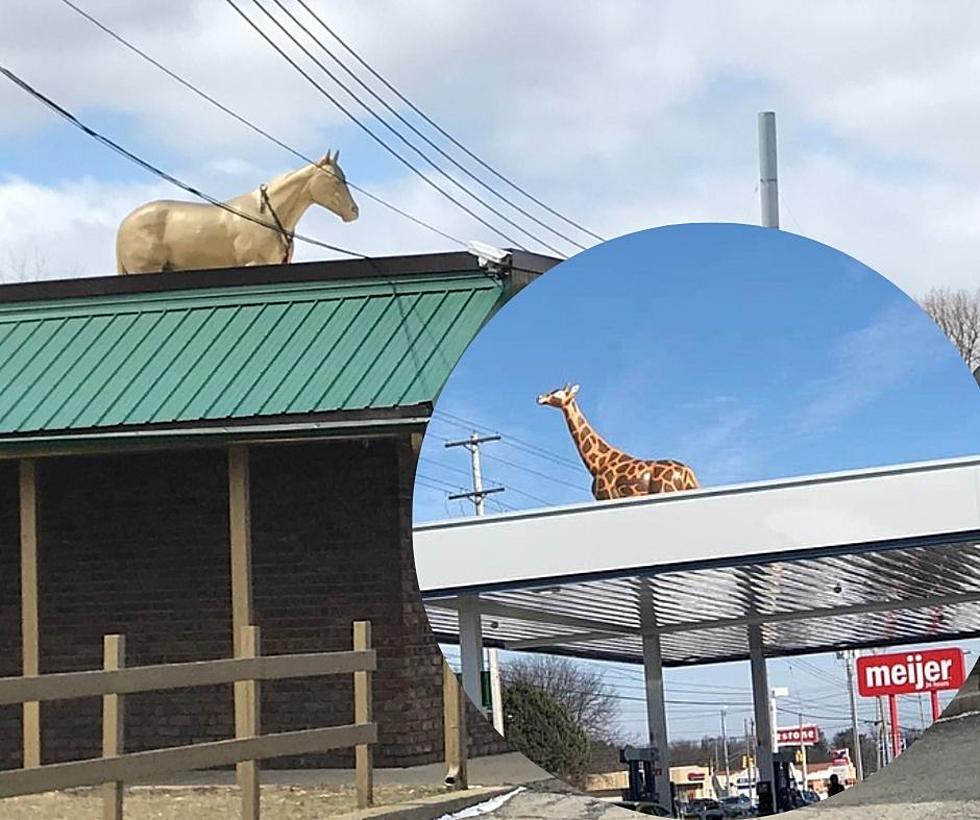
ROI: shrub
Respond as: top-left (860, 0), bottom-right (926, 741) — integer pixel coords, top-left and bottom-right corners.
top-left (503, 681), bottom-right (591, 787)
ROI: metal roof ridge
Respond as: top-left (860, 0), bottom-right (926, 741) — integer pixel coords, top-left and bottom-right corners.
top-left (0, 269), bottom-right (503, 320)
top-left (413, 453), bottom-right (980, 531)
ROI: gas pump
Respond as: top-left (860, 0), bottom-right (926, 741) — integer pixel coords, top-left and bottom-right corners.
top-left (619, 744), bottom-right (660, 805)
top-left (772, 750), bottom-right (795, 811)
top-left (756, 751), bottom-right (801, 815)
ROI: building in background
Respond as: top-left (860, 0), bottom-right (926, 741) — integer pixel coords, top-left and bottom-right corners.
top-left (0, 250), bottom-right (556, 769)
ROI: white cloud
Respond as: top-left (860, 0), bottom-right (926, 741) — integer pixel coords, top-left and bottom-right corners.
top-left (0, 175), bottom-right (169, 280)
top-left (2, 2), bottom-right (980, 293)
top-left (794, 301), bottom-right (948, 435)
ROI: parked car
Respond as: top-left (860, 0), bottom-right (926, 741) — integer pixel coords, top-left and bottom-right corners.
top-left (612, 800), bottom-right (672, 816)
top-left (681, 798), bottom-right (725, 819)
top-left (720, 794), bottom-right (755, 817)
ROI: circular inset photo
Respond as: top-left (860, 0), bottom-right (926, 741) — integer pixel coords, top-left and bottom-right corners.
top-left (413, 223), bottom-right (980, 815)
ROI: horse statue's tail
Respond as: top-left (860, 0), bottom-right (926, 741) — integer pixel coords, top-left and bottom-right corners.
top-left (115, 239), bottom-right (129, 275)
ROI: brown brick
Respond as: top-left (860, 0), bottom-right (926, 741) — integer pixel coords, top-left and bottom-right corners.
top-left (0, 439), bottom-right (507, 771)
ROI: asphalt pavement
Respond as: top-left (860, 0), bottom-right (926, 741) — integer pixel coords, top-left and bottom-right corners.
top-left (437, 782), bottom-right (641, 819)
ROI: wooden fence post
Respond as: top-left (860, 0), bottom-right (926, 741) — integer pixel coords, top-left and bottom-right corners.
top-left (101, 634), bottom-right (125, 820)
top-left (353, 621), bottom-right (373, 809)
top-left (236, 625), bottom-right (261, 820)
top-left (443, 660), bottom-right (468, 790)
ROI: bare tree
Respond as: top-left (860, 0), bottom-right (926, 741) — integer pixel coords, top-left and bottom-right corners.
top-left (0, 249), bottom-right (48, 283)
top-left (0, 249), bottom-right (82, 283)
top-left (501, 654), bottom-right (621, 743)
top-left (919, 287), bottom-right (980, 371)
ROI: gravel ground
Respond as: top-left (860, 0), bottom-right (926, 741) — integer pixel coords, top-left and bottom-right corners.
top-left (803, 708), bottom-right (980, 819)
top-left (1, 783), bottom-right (448, 819)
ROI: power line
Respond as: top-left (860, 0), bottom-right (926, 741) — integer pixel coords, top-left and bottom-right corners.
top-left (418, 456), bottom-right (560, 509)
top-left (426, 416), bottom-right (586, 503)
top-left (293, 0), bottom-right (603, 245)
top-left (444, 432), bottom-right (505, 515)
top-left (55, 0), bottom-right (465, 248)
top-left (0, 64), bottom-right (365, 259)
top-left (489, 481), bottom-right (555, 508)
top-left (431, 409), bottom-right (583, 472)
top-left (481, 451), bottom-right (590, 493)
top-left (226, 0), bottom-right (561, 255)
top-left (792, 657), bottom-right (848, 690)
top-left (272, 0), bottom-right (588, 253)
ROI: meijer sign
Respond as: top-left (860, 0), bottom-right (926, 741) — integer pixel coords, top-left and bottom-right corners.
top-left (856, 648), bottom-right (966, 697)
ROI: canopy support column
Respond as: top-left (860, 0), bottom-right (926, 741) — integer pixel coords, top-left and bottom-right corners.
top-left (458, 594), bottom-right (485, 711)
top-left (749, 623), bottom-right (776, 813)
top-left (640, 580), bottom-right (672, 814)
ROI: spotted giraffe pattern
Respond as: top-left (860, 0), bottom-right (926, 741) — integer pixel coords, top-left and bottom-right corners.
top-left (537, 383), bottom-right (699, 501)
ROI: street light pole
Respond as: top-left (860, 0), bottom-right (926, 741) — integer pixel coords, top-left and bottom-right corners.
top-left (839, 649), bottom-right (864, 781)
top-left (721, 706), bottom-right (731, 795)
top-left (758, 111), bottom-right (779, 229)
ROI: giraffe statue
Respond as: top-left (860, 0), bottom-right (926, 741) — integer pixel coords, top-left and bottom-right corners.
top-left (537, 383), bottom-right (699, 500)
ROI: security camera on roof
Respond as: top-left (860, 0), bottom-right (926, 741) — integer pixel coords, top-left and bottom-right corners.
top-left (466, 240), bottom-right (511, 267)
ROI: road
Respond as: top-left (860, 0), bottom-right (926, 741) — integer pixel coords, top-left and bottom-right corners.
top-left (438, 782), bottom-right (642, 819)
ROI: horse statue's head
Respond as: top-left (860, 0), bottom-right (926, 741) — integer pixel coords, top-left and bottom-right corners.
top-left (309, 150), bottom-right (359, 223)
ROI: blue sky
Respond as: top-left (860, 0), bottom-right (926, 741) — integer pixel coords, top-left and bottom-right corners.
top-left (417, 223), bottom-right (980, 745)
top-left (417, 223), bottom-right (980, 518)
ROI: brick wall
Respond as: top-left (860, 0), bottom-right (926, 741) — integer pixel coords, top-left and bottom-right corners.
top-left (0, 438), bottom-right (507, 770)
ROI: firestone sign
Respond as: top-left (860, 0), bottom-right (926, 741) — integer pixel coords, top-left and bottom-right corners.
top-left (776, 724), bottom-right (820, 747)
top-left (856, 648), bottom-right (966, 697)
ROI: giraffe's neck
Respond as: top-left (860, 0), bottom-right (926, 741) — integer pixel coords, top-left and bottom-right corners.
top-left (561, 398), bottom-right (623, 476)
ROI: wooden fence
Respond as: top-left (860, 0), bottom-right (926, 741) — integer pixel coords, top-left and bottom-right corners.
top-left (0, 622), bottom-right (377, 819)
top-left (442, 660), bottom-right (468, 790)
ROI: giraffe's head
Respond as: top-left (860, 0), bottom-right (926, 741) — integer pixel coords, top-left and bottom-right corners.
top-left (536, 383), bottom-right (580, 408)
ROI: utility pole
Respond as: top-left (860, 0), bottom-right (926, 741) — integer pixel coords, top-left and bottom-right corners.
top-left (445, 432), bottom-right (506, 730)
top-left (839, 649), bottom-right (865, 781)
top-left (758, 111), bottom-right (779, 228)
top-left (445, 432), bottom-right (504, 515)
top-left (877, 696), bottom-right (888, 768)
top-left (798, 711), bottom-right (808, 791)
top-left (721, 707), bottom-right (731, 795)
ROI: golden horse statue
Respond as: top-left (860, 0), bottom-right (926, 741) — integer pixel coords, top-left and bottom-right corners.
top-left (115, 151), bottom-right (358, 274)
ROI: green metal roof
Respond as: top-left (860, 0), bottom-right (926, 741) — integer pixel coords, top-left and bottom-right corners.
top-left (0, 268), bottom-right (513, 444)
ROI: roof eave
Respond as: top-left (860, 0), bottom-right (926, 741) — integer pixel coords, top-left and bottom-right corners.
top-left (0, 249), bottom-right (561, 305)
top-left (0, 409), bottom-right (430, 459)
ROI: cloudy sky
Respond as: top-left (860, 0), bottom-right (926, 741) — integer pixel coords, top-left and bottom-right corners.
top-left (3, 1), bottom-right (980, 295)
top-left (3, 0), bottom-right (979, 756)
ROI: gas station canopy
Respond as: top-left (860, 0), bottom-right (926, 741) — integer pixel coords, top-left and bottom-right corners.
top-left (416, 456), bottom-right (980, 666)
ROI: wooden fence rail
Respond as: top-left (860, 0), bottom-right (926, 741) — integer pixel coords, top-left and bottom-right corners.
top-left (0, 622), bottom-right (376, 820)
